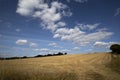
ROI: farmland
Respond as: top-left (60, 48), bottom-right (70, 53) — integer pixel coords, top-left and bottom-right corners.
top-left (0, 53), bottom-right (120, 80)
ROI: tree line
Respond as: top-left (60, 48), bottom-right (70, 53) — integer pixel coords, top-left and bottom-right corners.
top-left (0, 52), bottom-right (67, 60)
top-left (0, 44), bottom-right (119, 60)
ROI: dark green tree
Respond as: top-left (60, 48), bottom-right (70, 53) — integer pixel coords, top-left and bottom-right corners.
top-left (110, 44), bottom-right (120, 54)
top-left (57, 52), bottom-right (64, 55)
top-left (64, 52), bottom-right (67, 55)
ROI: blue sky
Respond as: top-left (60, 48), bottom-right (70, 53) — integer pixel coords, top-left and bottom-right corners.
top-left (0, 0), bottom-right (120, 57)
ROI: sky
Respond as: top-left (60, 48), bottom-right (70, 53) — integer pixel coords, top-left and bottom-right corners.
top-left (0, 0), bottom-right (120, 57)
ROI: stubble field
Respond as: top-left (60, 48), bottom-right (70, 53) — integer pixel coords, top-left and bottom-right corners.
top-left (0, 53), bottom-right (120, 80)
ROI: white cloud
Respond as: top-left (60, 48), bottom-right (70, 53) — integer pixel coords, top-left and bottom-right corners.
top-left (96, 28), bottom-right (108, 32)
top-left (16, 39), bottom-right (28, 45)
top-left (57, 22), bottom-right (66, 27)
top-left (114, 8), bottom-right (120, 16)
top-left (33, 49), bottom-right (39, 51)
top-left (62, 9), bottom-right (73, 16)
top-left (88, 49), bottom-right (92, 51)
top-left (53, 33), bottom-right (60, 38)
top-left (54, 26), bottom-right (113, 46)
top-left (55, 27), bottom-right (84, 38)
top-left (16, 0), bottom-right (113, 46)
top-left (94, 41), bottom-right (108, 47)
top-left (39, 48), bottom-right (50, 52)
top-left (16, 0), bottom-right (71, 32)
top-left (94, 41), bottom-right (120, 48)
top-left (74, 0), bottom-right (88, 3)
top-left (30, 42), bottom-right (38, 47)
top-left (15, 29), bottom-right (21, 32)
top-left (73, 47), bottom-right (80, 50)
top-left (33, 48), bottom-right (70, 54)
top-left (16, 39), bottom-right (38, 47)
top-left (66, 0), bottom-right (88, 3)
top-left (108, 42), bottom-right (120, 48)
top-left (16, 0), bottom-right (40, 16)
top-left (48, 42), bottom-right (58, 47)
top-left (77, 23), bottom-right (100, 30)
top-left (54, 27), bottom-right (85, 42)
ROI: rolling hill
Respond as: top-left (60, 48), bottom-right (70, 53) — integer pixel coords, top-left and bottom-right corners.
top-left (0, 53), bottom-right (120, 80)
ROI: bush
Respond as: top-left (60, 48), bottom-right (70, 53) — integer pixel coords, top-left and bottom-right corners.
top-left (57, 52), bottom-right (64, 55)
top-left (110, 44), bottom-right (120, 54)
top-left (22, 56), bottom-right (27, 58)
top-left (35, 55), bottom-right (43, 57)
top-left (46, 54), bottom-right (53, 56)
top-left (64, 53), bottom-right (67, 55)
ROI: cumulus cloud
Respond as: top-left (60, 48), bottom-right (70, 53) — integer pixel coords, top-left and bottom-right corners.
top-left (62, 9), bottom-right (73, 16)
top-left (114, 8), bottom-right (120, 16)
top-left (54, 27), bottom-right (85, 40)
top-left (16, 39), bottom-right (28, 45)
top-left (94, 41), bottom-right (108, 47)
top-left (33, 48), bottom-right (70, 54)
top-left (53, 25), bottom-right (113, 46)
top-left (30, 42), bottom-right (38, 47)
top-left (96, 28), bottom-right (108, 32)
top-left (16, 0), bottom-right (71, 32)
top-left (57, 22), bottom-right (66, 27)
top-left (33, 48), bottom-right (49, 52)
top-left (39, 48), bottom-right (50, 52)
top-left (94, 41), bottom-right (120, 48)
top-left (16, 0), bottom-right (113, 46)
top-left (77, 23), bottom-right (100, 30)
top-left (16, 0), bottom-right (40, 16)
top-left (48, 42), bottom-right (58, 47)
top-left (73, 47), bottom-right (80, 50)
top-left (16, 39), bottom-right (38, 47)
